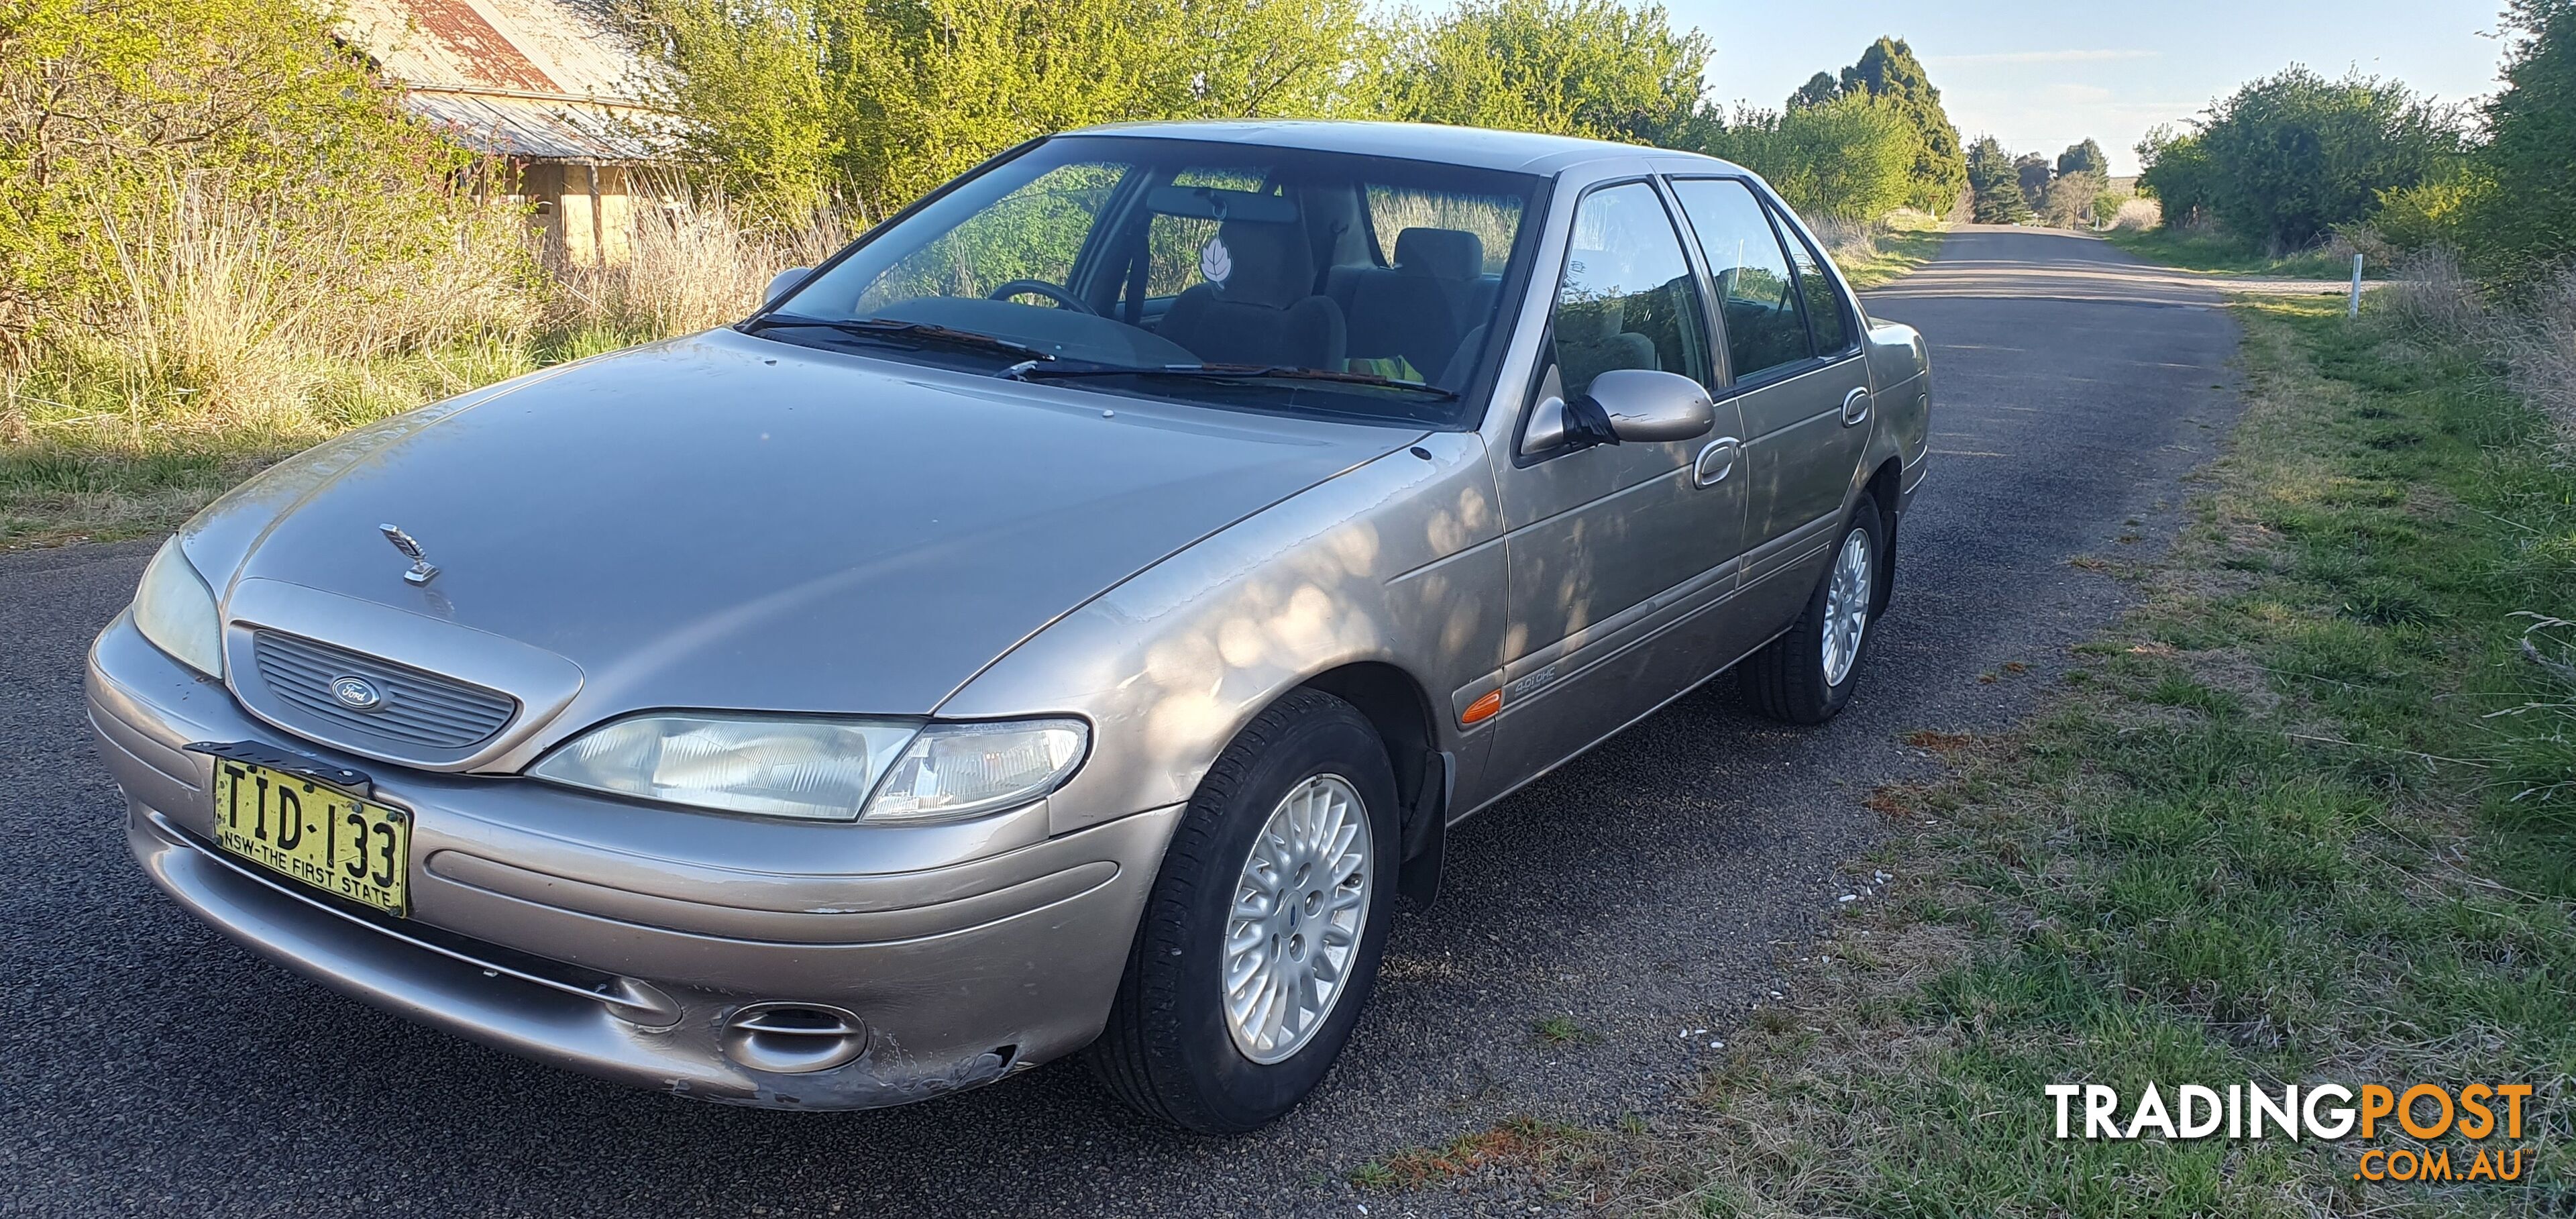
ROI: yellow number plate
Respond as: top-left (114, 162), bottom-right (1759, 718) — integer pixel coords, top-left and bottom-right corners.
top-left (210, 759), bottom-right (410, 916)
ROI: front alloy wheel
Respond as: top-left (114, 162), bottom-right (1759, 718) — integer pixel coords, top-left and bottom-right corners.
top-left (1087, 689), bottom-right (1398, 1134)
top-left (1223, 774), bottom-right (1373, 1064)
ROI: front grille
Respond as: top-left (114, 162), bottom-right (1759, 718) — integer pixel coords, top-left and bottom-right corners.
top-left (251, 629), bottom-right (517, 750)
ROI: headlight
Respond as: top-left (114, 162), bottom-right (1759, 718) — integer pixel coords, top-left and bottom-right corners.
top-left (133, 535), bottom-right (224, 677)
top-left (862, 719), bottom-right (1088, 824)
top-left (528, 714), bottom-right (1087, 824)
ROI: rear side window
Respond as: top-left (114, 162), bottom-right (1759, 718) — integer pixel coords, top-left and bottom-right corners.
top-left (1666, 178), bottom-right (1809, 382)
top-left (1550, 181), bottom-right (1713, 400)
top-left (1781, 221), bottom-right (1854, 354)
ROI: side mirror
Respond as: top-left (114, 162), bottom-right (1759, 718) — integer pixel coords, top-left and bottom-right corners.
top-left (1589, 369), bottom-right (1716, 441)
top-left (763, 266), bottom-right (812, 307)
top-left (1520, 368), bottom-right (1715, 456)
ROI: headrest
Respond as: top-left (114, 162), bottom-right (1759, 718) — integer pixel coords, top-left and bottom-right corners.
top-left (1212, 218), bottom-right (1316, 309)
top-left (1554, 294), bottom-right (1625, 343)
top-left (1395, 228), bottom-right (1484, 281)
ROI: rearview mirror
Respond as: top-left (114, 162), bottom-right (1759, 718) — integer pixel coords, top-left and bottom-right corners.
top-left (1521, 368), bottom-right (1715, 455)
top-left (763, 266), bottom-right (812, 307)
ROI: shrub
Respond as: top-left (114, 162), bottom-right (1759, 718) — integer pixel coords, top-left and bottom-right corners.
top-left (2462, 0), bottom-right (2576, 291)
top-left (0, 0), bottom-right (502, 364)
top-left (2370, 164), bottom-right (2495, 252)
top-left (2134, 123), bottom-right (2218, 228)
top-left (2149, 67), bottom-right (2465, 251)
top-left (633, 0), bottom-right (1373, 217)
top-left (1370, 0), bottom-right (1711, 146)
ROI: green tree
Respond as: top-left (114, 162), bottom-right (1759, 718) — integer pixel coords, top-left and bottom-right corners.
top-left (2014, 152), bottom-right (2053, 211)
top-left (1371, 0), bottom-right (1711, 146)
top-left (1703, 94), bottom-right (1915, 221)
top-left (1786, 71), bottom-right (1839, 109)
top-left (2179, 66), bottom-right (2464, 249)
top-left (1832, 36), bottom-right (1966, 212)
top-left (2463, 0), bottom-right (2576, 287)
top-left (2055, 138), bottom-right (2107, 178)
top-left (1966, 136), bottom-right (2030, 223)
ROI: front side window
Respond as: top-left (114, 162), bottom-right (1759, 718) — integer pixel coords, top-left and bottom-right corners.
top-left (1548, 182), bottom-right (1712, 402)
top-left (1668, 178), bottom-right (1810, 382)
top-left (759, 136), bottom-right (1548, 428)
top-left (853, 162), bottom-right (1121, 314)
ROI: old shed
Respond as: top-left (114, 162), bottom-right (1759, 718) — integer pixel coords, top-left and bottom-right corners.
top-left (338, 0), bottom-right (675, 266)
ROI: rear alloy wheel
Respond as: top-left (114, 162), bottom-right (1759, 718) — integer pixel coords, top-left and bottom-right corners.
top-left (1741, 492), bottom-right (1886, 725)
top-left (1086, 689), bottom-right (1398, 1134)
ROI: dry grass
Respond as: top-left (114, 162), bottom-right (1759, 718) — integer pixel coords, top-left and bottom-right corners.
top-left (2379, 248), bottom-right (2576, 452)
top-left (1350, 1116), bottom-right (1601, 1192)
top-left (2, 175), bottom-right (846, 547)
top-left (2502, 272), bottom-right (2576, 443)
top-left (2108, 195), bottom-right (2162, 231)
top-left (40, 171), bottom-right (533, 432)
top-left (547, 179), bottom-right (851, 342)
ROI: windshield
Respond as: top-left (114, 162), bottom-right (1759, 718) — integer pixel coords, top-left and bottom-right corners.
top-left (758, 135), bottom-right (1546, 427)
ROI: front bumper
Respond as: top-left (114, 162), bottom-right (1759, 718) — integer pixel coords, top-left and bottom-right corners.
top-left (87, 613), bottom-right (1181, 1109)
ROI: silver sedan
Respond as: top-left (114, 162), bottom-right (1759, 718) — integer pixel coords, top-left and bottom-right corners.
top-left (86, 120), bottom-right (1929, 1133)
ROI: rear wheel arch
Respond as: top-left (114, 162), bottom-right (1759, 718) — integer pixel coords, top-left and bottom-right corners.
top-left (1862, 456), bottom-right (1902, 616)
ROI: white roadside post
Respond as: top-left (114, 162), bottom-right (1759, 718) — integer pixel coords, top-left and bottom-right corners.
top-left (2349, 253), bottom-right (2365, 318)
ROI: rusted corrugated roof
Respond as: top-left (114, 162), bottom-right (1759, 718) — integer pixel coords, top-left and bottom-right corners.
top-left (339, 0), bottom-right (678, 162)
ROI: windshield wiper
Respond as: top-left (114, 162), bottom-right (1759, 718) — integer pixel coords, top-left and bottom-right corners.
top-left (743, 314), bottom-right (1058, 363)
top-left (1004, 361), bottom-right (1457, 399)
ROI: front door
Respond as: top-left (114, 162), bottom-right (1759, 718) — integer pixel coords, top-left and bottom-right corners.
top-left (1486, 179), bottom-right (1750, 782)
top-left (1668, 177), bottom-right (1874, 621)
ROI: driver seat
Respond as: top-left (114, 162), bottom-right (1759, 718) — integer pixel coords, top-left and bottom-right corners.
top-left (1156, 218), bottom-right (1347, 370)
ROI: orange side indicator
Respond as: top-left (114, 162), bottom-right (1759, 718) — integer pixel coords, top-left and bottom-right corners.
top-left (1460, 690), bottom-right (1502, 725)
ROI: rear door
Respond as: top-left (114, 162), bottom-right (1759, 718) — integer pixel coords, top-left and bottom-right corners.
top-left (1666, 178), bottom-right (1873, 620)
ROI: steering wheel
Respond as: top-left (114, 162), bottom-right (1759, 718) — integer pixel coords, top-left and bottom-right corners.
top-left (987, 279), bottom-right (1097, 315)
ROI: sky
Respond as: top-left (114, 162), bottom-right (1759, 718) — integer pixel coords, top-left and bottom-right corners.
top-left (1668, 0), bottom-right (2515, 175)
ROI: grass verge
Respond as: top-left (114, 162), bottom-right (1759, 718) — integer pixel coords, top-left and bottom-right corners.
top-left (2104, 226), bottom-right (2376, 280)
top-left (1378, 295), bottom-right (2573, 1214)
top-left (1838, 223), bottom-right (1950, 291)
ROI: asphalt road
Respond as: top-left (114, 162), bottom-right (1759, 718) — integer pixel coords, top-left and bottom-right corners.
top-left (0, 226), bottom-right (2241, 1218)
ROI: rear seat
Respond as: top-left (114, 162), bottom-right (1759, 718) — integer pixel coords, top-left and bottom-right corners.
top-left (1325, 227), bottom-right (1494, 384)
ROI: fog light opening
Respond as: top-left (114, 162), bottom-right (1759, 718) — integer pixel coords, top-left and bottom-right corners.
top-left (720, 1002), bottom-right (870, 1074)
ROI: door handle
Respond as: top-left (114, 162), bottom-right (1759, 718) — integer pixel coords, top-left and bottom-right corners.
top-left (1840, 386), bottom-right (1871, 427)
top-left (1693, 436), bottom-right (1741, 487)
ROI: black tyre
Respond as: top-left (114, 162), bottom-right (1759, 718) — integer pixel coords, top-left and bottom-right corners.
top-left (1741, 492), bottom-right (1886, 725)
top-left (1085, 688), bottom-right (1399, 1134)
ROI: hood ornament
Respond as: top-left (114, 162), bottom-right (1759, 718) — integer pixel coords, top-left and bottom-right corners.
top-left (379, 524), bottom-right (439, 586)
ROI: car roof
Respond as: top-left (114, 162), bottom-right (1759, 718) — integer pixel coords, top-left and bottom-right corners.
top-left (1061, 119), bottom-right (1742, 177)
